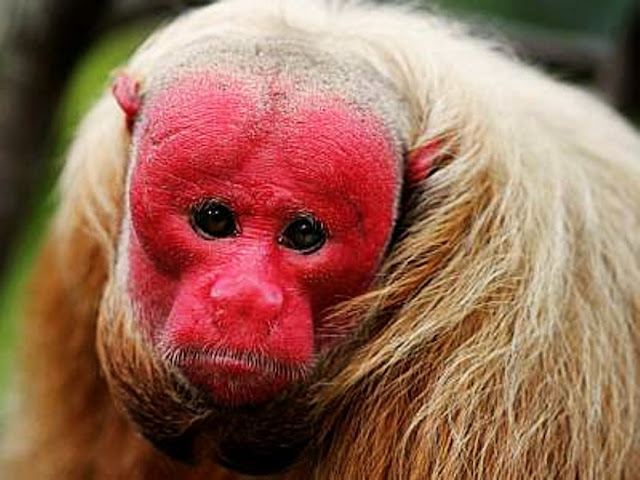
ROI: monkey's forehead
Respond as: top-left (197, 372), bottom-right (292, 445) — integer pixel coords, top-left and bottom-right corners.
top-left (138, 35), bottom-right (410, 153)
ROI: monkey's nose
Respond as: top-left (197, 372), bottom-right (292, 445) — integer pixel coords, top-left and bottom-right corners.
top-left (209, 275), bottom-right (284, 333)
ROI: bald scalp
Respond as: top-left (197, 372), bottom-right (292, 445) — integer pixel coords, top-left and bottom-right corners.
top-left (140, 36), bottom-right (410, 138)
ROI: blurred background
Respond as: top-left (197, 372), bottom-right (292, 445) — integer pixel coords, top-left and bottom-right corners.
top-left (0, 0), bottom-right (638, 423)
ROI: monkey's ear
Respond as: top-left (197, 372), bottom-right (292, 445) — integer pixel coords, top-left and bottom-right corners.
top-left (111, 72), bottom-right (142, 131)
top-left (405, 139), bottom-right (443, 186)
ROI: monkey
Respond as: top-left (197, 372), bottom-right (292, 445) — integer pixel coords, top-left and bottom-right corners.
top-left (2, 0), bottom-right (640, 478)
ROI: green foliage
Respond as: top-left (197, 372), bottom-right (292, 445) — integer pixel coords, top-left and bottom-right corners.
top-left (437, 0), bottom-right (633, 37)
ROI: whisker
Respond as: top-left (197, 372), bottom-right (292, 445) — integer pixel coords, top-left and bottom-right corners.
top-left (159, 344), bottom-right (311, 384)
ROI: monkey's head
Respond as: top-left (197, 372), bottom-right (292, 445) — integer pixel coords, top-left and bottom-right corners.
top-left (98, 36), bottom-right (425, 474)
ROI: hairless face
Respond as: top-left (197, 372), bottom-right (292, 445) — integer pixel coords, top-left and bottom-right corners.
top-left (114, 40), bottom-right (407, 407)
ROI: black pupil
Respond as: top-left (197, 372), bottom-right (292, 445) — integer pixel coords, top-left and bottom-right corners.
top-left (192, 201), bottom-right (237, 239)
top-left (281, 216), bottom-right (326, 253)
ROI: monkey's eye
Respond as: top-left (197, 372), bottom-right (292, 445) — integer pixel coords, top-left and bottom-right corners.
top-left (279, 215), bottom-right (327, 254)
top-left (191, 200), bottom-right (238, 239)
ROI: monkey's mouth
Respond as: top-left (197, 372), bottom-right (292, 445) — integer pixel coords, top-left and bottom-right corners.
top-left (161, 347), bottom-right (310, 406)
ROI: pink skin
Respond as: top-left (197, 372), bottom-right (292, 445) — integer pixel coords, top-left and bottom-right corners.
top-left (119, 72), bottom-right (399, 405)
top-left (406, 140), bottom-right (440, 186)
top-left (112, 74), bottom-right (141, 130)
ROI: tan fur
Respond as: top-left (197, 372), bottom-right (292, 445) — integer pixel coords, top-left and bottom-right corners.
top-left (3, 0), bottom-right (640, 478)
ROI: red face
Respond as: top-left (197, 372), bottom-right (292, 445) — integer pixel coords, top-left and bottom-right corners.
top-left (123, 72), bottom-right (399, 405)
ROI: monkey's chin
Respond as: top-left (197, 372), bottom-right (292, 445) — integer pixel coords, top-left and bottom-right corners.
top-left (144, 382), bottom-right (314, 476)
top-left (151, 370), bottom-right (314, 476)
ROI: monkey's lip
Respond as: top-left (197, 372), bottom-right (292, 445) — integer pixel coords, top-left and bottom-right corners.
top-left (163, 347), bottom-right (309, 405)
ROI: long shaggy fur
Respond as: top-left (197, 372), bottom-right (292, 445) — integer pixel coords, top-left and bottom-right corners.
top-left (3, 0), bottom-right (640, 478)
